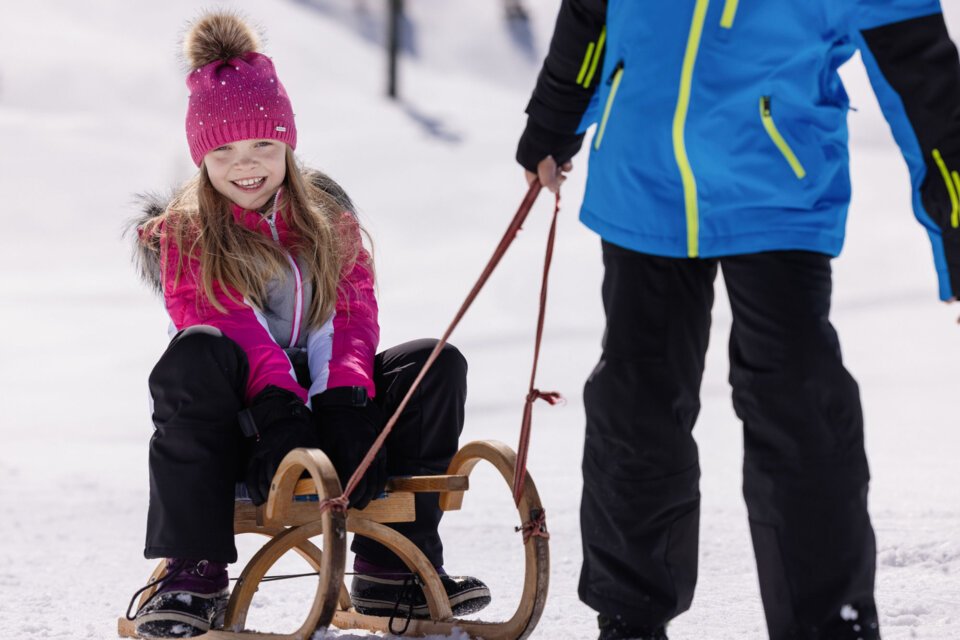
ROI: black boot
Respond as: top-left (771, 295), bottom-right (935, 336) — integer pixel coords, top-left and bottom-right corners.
top-left (597, 614), bottom-right (668, 640)
top-left (350, 557), bottom-right (490, 618)
top-left (816, 602), bottom-right (881, 639)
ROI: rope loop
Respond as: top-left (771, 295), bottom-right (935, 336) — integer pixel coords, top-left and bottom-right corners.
top-left (515, 508), bottom-right (550, 544)
top-left (526, 389), bottom-right (563, 406)
top-left (317, 495), bottom-right (349, 514)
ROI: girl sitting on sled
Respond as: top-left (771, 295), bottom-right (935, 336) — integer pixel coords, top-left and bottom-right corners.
top-left (129, 12), bottom-right (489, 638)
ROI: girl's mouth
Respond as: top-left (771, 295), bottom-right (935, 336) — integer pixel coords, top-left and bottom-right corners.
top-left (232, 177), bottom-right (266, 191)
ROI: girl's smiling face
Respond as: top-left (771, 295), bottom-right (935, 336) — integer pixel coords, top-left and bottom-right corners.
top-left (203, 139), bottom-right (287, 211)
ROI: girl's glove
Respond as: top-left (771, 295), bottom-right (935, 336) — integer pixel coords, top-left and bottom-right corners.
top-left (240, 386), bottom-right (320, 506)
top-left (312, 387), bottom-right (387, 510)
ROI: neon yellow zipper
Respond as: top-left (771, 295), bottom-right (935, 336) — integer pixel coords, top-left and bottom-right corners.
top-left (952, 174), bottom-right (960, 228)
top-left (594, 62), bottom-right (624, 150)
top-left (932, 148), bottom-right (960, 228)
top-left (576, 42), bottom-right (596, 85)
top-left (673, 0), bottom-right (711, 258)
top-left (760, 96), bottom-right (807, 179)
top-left (720, 0), bottom-right (739, 28)
top-left (577, 26), bottom-right (607, 89)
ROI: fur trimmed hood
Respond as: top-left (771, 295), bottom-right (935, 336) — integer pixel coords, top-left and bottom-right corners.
top-left (129, 169), bottom-right (355, 297)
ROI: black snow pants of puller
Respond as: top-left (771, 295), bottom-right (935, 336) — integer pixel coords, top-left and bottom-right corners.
top-left (144, 326), bottom-right (466, 569)
top-left (580, 242), bottom-right (878, 640)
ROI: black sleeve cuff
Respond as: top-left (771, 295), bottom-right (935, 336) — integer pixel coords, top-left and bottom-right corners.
top-left (516, 117), bottom-right (586, 173)
top-left (312, 386), bottom-right (370, 407)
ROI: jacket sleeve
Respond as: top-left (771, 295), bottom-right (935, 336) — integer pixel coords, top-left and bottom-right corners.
top-left (161, 233), bottom-right (306, 404)
top-left (516, 0), bottom-right (607, 172)
top-left (854, 0), bottom-right (960, 299)
top-left (306, 215), bottom-right (379, 400)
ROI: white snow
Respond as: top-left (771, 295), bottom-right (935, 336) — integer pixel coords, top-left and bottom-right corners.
top-left (841, 604), bottom-right (860, 622)
top-left (1, 1), bottom-right (959, 639)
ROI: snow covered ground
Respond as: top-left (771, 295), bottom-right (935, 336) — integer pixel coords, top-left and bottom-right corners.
top-left (1, 1), bottom-right (958, 638)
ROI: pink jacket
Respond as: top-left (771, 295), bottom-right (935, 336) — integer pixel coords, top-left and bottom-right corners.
top-left (157, 196), bottom-right (379, 405)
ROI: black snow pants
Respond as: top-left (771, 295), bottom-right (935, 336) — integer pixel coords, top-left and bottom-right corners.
top-left (144, 327), bottom-right (466, 569)
top-left (579, 242), bottom-right (878, 639)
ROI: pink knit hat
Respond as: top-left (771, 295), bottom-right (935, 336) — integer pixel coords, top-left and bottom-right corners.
top-left (183, 13), bottom-right (297, 166)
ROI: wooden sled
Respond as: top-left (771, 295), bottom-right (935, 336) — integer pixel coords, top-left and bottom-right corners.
top-left (118, 439), bottom-right (549, 640)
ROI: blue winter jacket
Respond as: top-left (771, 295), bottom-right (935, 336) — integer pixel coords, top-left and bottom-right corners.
top-left (517, 0), bottom-right (960, 300)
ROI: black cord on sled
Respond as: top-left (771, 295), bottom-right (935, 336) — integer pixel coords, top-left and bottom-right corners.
top-left (388, 575), bottom-right (419, 635)
top-left (231, 569), bottom-right (417, 584)
top-left (125, 560), bottom-right (187, 621)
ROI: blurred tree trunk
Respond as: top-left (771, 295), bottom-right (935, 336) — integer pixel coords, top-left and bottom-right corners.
top-left (504, 0), bottom-right (529, 22)
top-left (387, 0), bottom-right (403, 99)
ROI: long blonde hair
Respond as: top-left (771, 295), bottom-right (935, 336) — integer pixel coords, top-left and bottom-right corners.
top-left (141, 147), bottom-right (367, 329)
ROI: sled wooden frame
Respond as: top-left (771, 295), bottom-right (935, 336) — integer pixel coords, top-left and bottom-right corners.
top-left (118, 439), bottom-right (549, 640)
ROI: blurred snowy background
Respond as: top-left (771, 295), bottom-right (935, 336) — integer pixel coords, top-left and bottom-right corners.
top-left (0, 1), bottom-right (958, 638)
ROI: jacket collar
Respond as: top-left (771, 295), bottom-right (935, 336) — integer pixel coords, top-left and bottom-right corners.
top-left (230, 188), bottom-right (289, 242)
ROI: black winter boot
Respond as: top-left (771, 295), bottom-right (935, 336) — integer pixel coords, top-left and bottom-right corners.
top-left (597, 614), bottom-right (668, 640)
top-left (349, 557), bottom-right (490, 618)
top-left (816, 602), bottom-right (881, 639)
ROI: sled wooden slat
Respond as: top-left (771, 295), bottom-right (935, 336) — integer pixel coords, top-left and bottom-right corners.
top-left (120, 441), bottom-right (548, 640)
top-left (292, 473), bottom-right (469, 497)
top-left (234, 490), bottom-right (416, 529)
top-left (387, 474), bottom-right (469, 493)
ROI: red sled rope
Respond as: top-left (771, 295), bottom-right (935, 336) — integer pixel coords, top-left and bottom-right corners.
top-left (324, 178), bottom-right (561, 515)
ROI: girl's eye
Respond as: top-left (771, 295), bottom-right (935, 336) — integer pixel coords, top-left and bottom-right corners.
top-left (213, 145), bottom-right (230, 152)
top-left (255, 141), bottom-right (273, 148)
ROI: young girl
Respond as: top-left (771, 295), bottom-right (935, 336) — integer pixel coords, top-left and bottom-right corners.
top-left (130, 12), bottom-right (489, 638)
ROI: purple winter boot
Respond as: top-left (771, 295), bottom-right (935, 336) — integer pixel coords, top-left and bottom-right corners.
top-left (134, 559), bottom-right (229, 638)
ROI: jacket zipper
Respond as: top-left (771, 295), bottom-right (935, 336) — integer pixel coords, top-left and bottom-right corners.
top-left (264, 198), bottom-right (305, 347)
top-left (720, 0), bottom-right (739, 28)
top-left (673, 0), bottom-right (711, 258)
top-left (286, 254), bottom-right (304, 347)
top-left (265, 211), bottom-right (280, 242)
top-left (594, 61), bottom-right (624, 150)
top-left (759, 96), bottom-right (807, 179)
top-left (264, 190), bottom-right (282, 242)
top-left (932, 148), bottom-right (960, 228)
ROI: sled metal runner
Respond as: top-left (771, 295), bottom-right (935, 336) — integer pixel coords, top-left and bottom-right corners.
top-left (118, 440), bottom-right (549, 640)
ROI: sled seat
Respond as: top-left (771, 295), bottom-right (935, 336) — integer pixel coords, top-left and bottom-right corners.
top-left (234, 474), bottom-right (470, 529)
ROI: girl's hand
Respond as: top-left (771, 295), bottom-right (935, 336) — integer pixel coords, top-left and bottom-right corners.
top-left (313, 397), bottom-right (387, 510)
top-left (525, 155), bottom-right (573, 194)
top-left (243, 387), bottom-right (320, 506)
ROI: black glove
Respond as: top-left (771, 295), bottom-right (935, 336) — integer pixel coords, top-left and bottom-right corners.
top-left (312, 387), bottom-right (387, 510)
top-left (240, 386), bottom-right (320, 506)
top-left (516, 117), bottom-right (585, 173)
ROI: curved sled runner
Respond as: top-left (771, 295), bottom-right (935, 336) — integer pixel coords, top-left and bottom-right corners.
top-left (118, 439), bottom-right (549, 640)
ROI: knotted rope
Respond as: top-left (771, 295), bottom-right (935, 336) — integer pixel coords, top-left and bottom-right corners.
top-left (512, 190), bottom-right (563, 504)
top-left (516, 508), bottom-right (550, 544)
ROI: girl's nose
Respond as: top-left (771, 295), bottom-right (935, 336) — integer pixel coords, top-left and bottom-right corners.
top-left (234, 152), bottom-right (257, 168)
